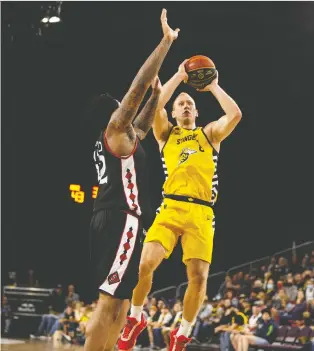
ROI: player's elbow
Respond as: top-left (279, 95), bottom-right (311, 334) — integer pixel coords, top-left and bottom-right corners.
top-left (233, 108), bottom-right (242, 122)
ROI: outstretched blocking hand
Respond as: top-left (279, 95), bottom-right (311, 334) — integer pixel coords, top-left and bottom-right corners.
top-left (161, 9), bottom-right (180, 41)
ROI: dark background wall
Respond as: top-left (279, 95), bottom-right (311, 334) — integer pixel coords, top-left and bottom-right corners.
top-left (2, 2), bottom-right (313, 299)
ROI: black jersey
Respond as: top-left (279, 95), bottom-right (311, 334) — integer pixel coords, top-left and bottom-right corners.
top-left (93, 131), bottom-right (153, 229)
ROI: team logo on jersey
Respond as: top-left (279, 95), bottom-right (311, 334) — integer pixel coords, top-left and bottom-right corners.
top-left (178, 148), bottom-right (197, 165)
top-left (108, 271), bottom-right (120, 285)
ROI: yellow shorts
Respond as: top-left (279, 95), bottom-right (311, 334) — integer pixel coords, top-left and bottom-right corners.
top-left (144, 198), bottom-right (215, 264)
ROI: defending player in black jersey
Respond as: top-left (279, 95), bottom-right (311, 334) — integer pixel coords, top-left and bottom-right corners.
top-left (84, 9), bottom-right (180, 351)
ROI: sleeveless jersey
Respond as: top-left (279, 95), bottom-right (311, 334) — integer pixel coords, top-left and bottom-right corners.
top-left (93, 131), bottom-right (152, 228)
top-left (161, 126), bottom-right (219, 205)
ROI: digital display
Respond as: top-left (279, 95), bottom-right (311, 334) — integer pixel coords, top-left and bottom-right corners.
top-left (69, 184), bottom-right (99, 204)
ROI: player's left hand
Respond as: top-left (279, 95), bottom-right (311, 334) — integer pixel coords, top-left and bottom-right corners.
top-left (178, 59), bottom-right (189, 83)
top-left (196, 71), bottom-right (219, 92)
top-left (161, 9), bottom-right (180, 41)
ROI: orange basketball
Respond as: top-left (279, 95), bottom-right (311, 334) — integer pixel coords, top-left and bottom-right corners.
top-left (184, 55), bottom-right (217, 89)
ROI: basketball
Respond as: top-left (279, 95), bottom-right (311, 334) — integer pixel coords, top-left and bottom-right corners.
top-left (184, 55), bottom-right (217, 89)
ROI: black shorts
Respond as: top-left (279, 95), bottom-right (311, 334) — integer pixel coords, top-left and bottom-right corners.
top-left (89, 209), bottom-right (143, 300)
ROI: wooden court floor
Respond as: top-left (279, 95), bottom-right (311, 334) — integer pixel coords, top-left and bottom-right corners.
top-left (0, 339), bottom-right (83, 351)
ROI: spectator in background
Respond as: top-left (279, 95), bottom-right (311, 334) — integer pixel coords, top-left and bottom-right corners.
top-left (305, 278), bottom-right (314, 303)
top-left (162, 302), bottom-right (183, 348)
top-left (142, 297), bottom-right (150, 318)
top-left (301, 255), bottom-right (312, 272)
top-left (231, 309), bottom-right (277, 351)
top-left (267, 257), bottom-right (277, 275)
top-left (215, 302), bottom-right (247, 351)
top-left (7, 271), bottom-right (17, 286)
top-left (291, 250), bottom-right (303, 274)
top-left (236, 272), bottom-right (244, 287)
top-left (147, 297), bottom-right (157, 311)
top-left (1, 296), bottom-right (12, 336)
top-left (241, 274), bottom-right (252, 296)
top-left (265, 278), bottom-right (276, 299)
top-left (284, 274), bottom-right (298, 302)
top-left (191, 296), bottom-right (213, 342)
top-left (151, 304), bottom-right (173, 349)
top-left (238, 295), bottom-right (246, 310)
top-left (252, 280), bottom-right (264, 295)
top-left (75, 304), bottom-right (96, 345)
top-left (214, 299), bottom-right (233, 351)
top-left (302, 270), bottom-right (313, 284)
top-left (214, 300), bottom-right (226, 322)
top-left (242, 300), bottom-right (252, 319)
top-left (225, 290), bottom-right (239, 308)
top-left (59, 304), bottom-right (77, 343)
top-left (249, 291), bottom-right (258, 305)
top-left (308, 299), bottom-right (314, 325)
top-left (152, 300), bottom-right (164, 322)
top-left (30, 284), bottom-right (66, 339)
top-left (259, 266), bottom-right (267, 279)
top-left (65, 284), bottom-right (80, 305)
top-left (294, 273), bottom-right (304, 289)
top-left (263, 271), bottom-right (272, 287)
top-left (272, 289), bottom-right (288, 311)
top-left (275, 257), bottom-right (290, 281)
top-left (146, 300), bottom-right (166, 348)
top-left (154, 304), bottom-right (173, 329)
top-left (280, 290), bottom-right (307, 325)
top-left (74, 301), bottom-right (85, 321)
top-left (51, 284), bottom-right (66, 314)
top-left (232, 274), bottom-right (241, 289)
top-left (247, 303), bottom-right (262, 331)
top-left (146, 306), bottom-right (158, 348)
top-left (225, 276), bottom-right (241, 294)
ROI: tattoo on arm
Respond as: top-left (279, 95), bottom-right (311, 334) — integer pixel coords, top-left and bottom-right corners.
top-left (110, 37), bottom-right (173, 130)
top-left (133, 91), bottom-right (160, 139)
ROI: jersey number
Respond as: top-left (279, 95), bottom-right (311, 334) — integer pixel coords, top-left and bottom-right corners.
top-left (94, 141), bottom-right (108, 184)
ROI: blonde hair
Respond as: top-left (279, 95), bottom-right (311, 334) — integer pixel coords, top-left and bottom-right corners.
top-left (172, 92), bottom-right (195, 110)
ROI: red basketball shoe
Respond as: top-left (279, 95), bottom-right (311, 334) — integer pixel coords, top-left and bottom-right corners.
top-left (169, 328), bottom-right (192, 351)
top-left (118, 313), bottom-right (147, 351)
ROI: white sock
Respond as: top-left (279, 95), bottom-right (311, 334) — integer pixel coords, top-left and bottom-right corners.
top-left (129, 304), bottom-right (143, 321)
top-left (176, 318), bottom-right (193, 338)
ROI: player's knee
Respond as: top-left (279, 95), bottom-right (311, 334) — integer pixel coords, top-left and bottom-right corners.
top-left (138, 258), bottom-right (156, 278)
top-left (189, 269), bottom-right (208, 287)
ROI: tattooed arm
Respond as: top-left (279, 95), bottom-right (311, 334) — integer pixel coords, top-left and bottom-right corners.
top-left (108, 9), bottom-right (180, 133)
top-left (133, 77), bottom-right (162, 140)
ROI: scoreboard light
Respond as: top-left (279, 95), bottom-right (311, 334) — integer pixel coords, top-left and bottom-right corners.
top-left (92, 186), bottom-right (99, 199)
top-left (69, 184), bottom-right (99, 204)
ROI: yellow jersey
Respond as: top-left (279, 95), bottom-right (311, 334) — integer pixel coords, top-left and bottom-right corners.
top-left (161, 126), bottom-right (219, 204)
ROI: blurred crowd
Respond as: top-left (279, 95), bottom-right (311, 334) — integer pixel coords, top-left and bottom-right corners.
top-left (136, 250), bottom-right (314, 350)
top-left (188, 251), bottom-right (314, 351)
top-left (26, 284), bottom-right (95, 345)
top-left (1, 249), bottom-right (313, 349)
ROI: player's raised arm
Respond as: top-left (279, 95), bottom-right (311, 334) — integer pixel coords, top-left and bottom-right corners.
top-left (108, 9), bottom-right (179, 132)
top-left (133, 77), bottom-right (162, 140)
top-left (201, 72), bottom-right (242, 143)
top-left (152, 61), bottom-right (188, 143)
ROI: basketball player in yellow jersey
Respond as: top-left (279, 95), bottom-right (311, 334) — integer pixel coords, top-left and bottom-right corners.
top-left (118, 62), bottom-right (242, 351)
